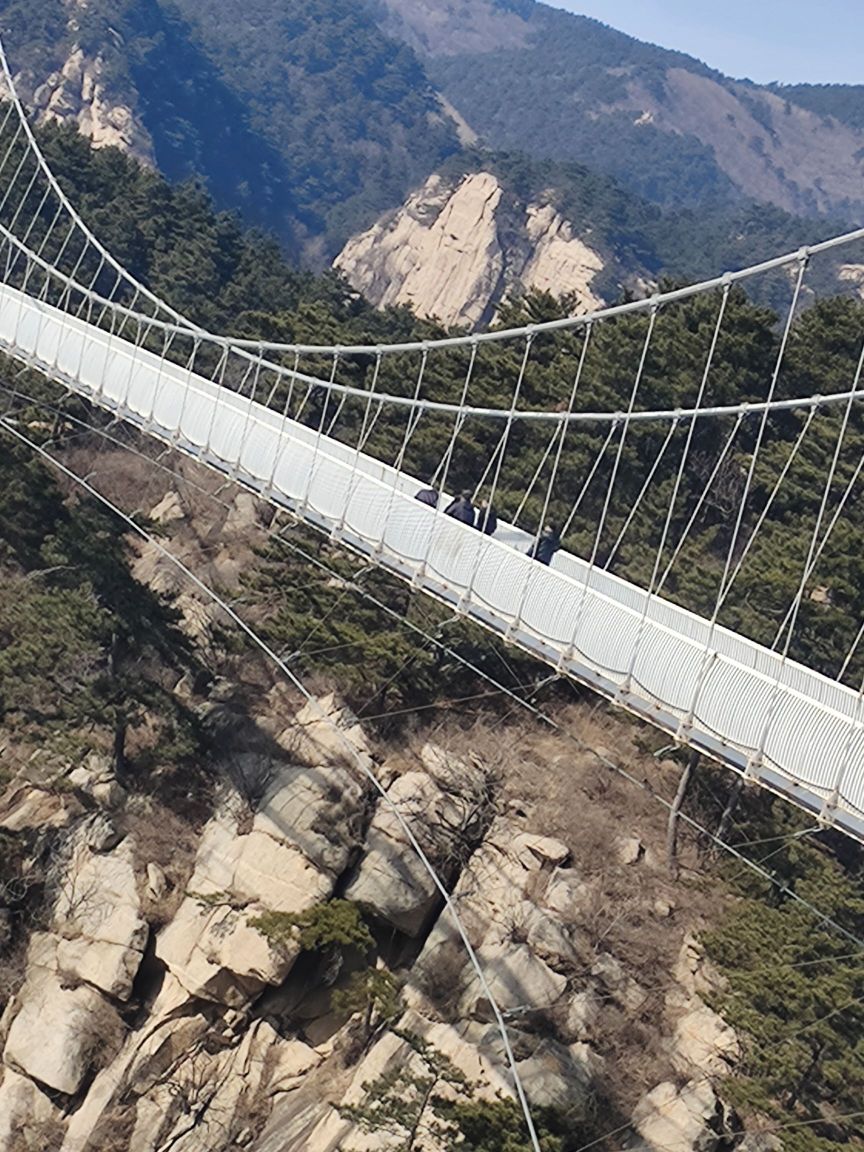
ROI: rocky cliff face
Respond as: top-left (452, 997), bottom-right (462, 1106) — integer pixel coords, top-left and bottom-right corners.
top-left (4, 45), bottom-right (153, 165)
top-left (0, 699), bottom-right (740, 1152)
top-left (0, 470), bottom-right (746, 1152)
top-left (334, 171), bottom-right (609, 328)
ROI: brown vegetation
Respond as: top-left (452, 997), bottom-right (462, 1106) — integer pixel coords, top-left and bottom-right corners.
top-left (413, 704), bottom-right (727, 1108)
top-left (125, 800), bottom-right (201, 928)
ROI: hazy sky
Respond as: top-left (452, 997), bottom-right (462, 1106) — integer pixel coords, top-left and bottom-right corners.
top-left (544, 1), bottom-right (862, 85)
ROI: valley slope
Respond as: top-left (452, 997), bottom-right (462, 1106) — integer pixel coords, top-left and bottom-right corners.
top-left (378, 0), bottom-right (864, 221)
top-left (2, 0), bottom-right (864, 283)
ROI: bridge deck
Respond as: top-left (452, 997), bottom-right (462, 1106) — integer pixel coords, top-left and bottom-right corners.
top-left (2, 281), bottom-right (863, 840)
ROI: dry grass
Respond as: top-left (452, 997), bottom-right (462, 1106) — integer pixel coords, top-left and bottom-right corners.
top-left (7, 1117), bottom-right (67, 1152)
top-left (125, 800), bottom-right (201, 929)
top-left (85, 1105), bottom-right (137, 1152)
top-left (61, 442), bottom-right (178, 521)
top-left (413, 939), bottom-right (471, 1022)
top-left (0, 936), bottom-right (27, 1023)
top-left (83, 994), bottom-right (128, 1072)
top-left (414, 699), bottom-right (728, 1110)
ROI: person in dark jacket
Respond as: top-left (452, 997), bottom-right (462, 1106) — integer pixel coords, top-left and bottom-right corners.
top-left (301, 384), bottom-right (328, 429)
top-left (527, 524), bottom-right (561, 566)
top-left (415, 487), bottom-right (440, 508)
top-left (474, 499), bottom-right (498, 536)
top-left (444, 490), bottom-right (476, 525)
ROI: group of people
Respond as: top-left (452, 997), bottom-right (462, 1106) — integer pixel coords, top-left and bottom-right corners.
top-left (414, 486), bottom-right (561, 566)
top-left (415, 487), bottom-right (498, 535)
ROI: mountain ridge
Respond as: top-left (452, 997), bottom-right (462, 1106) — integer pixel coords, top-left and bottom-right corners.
top-left (1, 0), bottom-right (863, 295)
top-left (381, 0), bottom-right (864, 220)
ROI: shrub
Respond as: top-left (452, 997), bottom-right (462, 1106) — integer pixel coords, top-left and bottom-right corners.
top-left (250, 899), bottom-right (373, 953)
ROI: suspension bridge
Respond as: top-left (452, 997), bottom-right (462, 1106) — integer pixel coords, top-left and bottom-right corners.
top-left (2, 45), bottom-right (864, 843)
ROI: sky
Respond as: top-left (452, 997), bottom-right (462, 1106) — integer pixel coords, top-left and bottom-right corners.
top-left (544, 1), bottom-right (862, 86)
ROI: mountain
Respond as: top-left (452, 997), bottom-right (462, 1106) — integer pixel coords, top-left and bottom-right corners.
top-left (376, 0), bottom-right (864, 221)
top-left (335, 168), bottom-right (624, 329)
top-left (2, 0), bottom-right (864, 314)
top-left (334, 153), bottom-right (864, 327)
top-left (0, 0), bottom-right (462, 258)
top-left (1, 118), bottom-right (864, 1152)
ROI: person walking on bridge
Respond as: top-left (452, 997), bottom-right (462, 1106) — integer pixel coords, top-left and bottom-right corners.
top-left (444, 490), bottom-right (476, 525)
top-left (527, 524), bottom-right (560, 566)
top-left (415, 487), bottom-right (440, 508)
top-left (474, 499), bottom-right (498, 536)
top-left (301, 384), bottom-right (328, 429)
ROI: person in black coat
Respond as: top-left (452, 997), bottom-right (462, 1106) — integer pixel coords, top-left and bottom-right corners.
top-left (527, 524), bottom-right (561, 566)
top-left (301, 384), bottom-right (328, 429)
top-left (415, 487), bottom-right (440, 508)
top-left (444, 490), bottom-right (476, 525)
top-left (474, 499), bottom-right (497, 536)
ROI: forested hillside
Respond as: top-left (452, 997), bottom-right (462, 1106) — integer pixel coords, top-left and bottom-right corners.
top-left (770, 82), bottom-right (864, 131)
top-left (0, 0), bottom-right (460, 257)
top-left (3, 0), bottom-right (864, 273)
top-left (0, 440), bottom-right (201, 777)
top-left (378, 0), bottom-right (864, 221)
top-left (416, 2), bottom-right (736, 209)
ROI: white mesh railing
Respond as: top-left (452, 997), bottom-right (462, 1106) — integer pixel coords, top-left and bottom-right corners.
top-left (2, 275), bottom-right (864, 839)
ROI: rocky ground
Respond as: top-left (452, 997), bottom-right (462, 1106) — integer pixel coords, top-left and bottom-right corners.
top-left (0, 458), bottom-right (770, 1152)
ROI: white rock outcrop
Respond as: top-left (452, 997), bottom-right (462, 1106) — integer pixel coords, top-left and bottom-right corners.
top-left (60, 985), bottom-right (320, 1152)
top-left (461, 940), bottom-right (567, 1019)
top-left (511, 1036), bottom-right (602, 1111)
top-left (564, 988), bottom-right (602, 1040)
top-left (675, 934), bottom-right (726, 999)
top-left (669, 932), bottom-right (739, 1080)
top-left (53, 836), bottom-right (148, 1001)
top-left (524, 903), bottom-right (580, 971)
top-left (411, 820), bottom-right (572, 1025)
top-left (335, 172), bottom-right (505, 328)
top-left (345, 745), bottom-right (489, 937)
top-left (591, 952), bottom-right (648, 1013)
top-left (253, 762), bottom-right (366, 878)
top-left (123, 1020), bottom-right (319, 1152)
top-left (4, 934), bottom-right (122, 1096)
top-left (521, 202), bottom-right (604, 311)
top-left (156, 808), bottom-right (331, 1006)
top-left (58, 976), bottom-right (208, 1152)
top-left (284, 1009), bottom-right (509, 1152)
top-left (737, 1136), bottom-right (783, 1152)
top-left (67, 753), bottom-right (127, 810)
top-left (149, 491), bottom-right (186, 525)
top-left (672, 998), bottom-right (740, 1079)
top-left (334, 172), bottom-right (608, 330)
top-left (632, 1079), bottom-right (728, 1152)
top-left (157, 742), bottom-right (368, 1005)
top-left (616, 834), bottom-right (645, 865)
top-left (31, 47), bottom-right (153, 162)
top-left (0, 785), bottom-right (78, 832)
top-left (285, 693), bottom-right (374, 775)
top-left (838, 264), bottom-right (864, 298)
top-left (544, 868), bottom-right (592, 921)
top-left (0, 1068), bottom-right (65, 1152)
